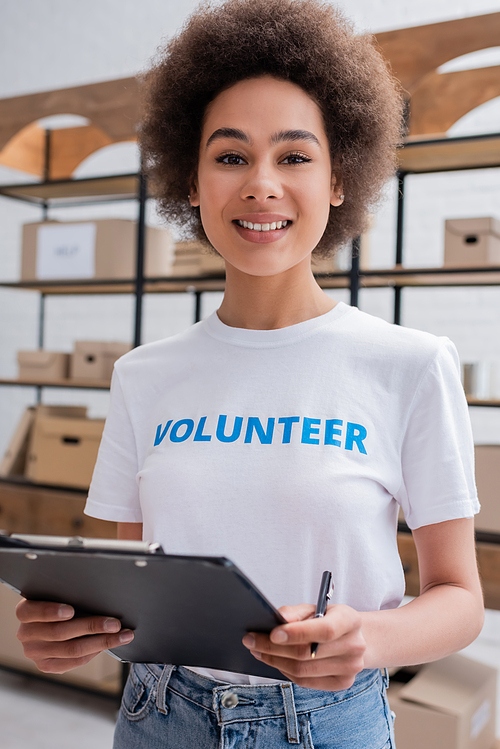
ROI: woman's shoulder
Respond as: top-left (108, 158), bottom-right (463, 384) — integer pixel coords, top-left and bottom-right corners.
top-left (348, 310), bottom-right (449, 356)
top-left (342, 306), bottom-right (456, 367)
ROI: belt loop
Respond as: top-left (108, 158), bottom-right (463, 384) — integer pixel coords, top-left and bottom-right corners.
top-left (281, 683), bottom-right (300, 744)
top-left (381, 667), bottom-right (390, 689)
top-left (156, 665), bottom-right (175, 714)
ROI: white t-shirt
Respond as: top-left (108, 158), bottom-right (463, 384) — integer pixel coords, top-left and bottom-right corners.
top-left (85, 302), bottom-right (479, 682)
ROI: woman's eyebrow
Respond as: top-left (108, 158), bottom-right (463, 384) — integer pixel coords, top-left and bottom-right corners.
top-left (205, 128), bottom-right (321, 149)
top-left (271, 129), bottom-right (321, 147)
top-left (206, 128), bottom-right (248, 148)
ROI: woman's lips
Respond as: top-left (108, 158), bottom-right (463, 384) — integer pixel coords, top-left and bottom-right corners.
top-left (232, 219), bottom-right (292, 244)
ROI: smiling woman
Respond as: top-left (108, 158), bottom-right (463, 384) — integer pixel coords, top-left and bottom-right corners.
top-left (15, 2), bottom-right (484, 748)
top-left (140, 0), bottom-right (403, 257)
top-left (188, 76), bottom-right (340, 296)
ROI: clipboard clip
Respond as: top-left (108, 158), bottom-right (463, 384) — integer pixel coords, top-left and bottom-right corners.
top-left (68, 536), bottom-right (85, 548)
top-left (5, 533), bottom-right (164, 555)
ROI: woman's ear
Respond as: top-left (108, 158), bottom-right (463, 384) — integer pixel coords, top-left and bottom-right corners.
top-left (330, 173), bottom-right (344, 207)
top-left (189, 177), bottom-right (200, 207)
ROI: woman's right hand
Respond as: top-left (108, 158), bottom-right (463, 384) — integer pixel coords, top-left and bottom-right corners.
top-left (16, 598), bottom-right (134, 674)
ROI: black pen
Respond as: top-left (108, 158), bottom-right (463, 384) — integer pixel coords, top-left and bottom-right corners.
top-left (310, 570), bottom-right (333, 659)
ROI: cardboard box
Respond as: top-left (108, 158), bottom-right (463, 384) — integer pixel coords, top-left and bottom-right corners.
top-left (1, 405), bottom-right (87, 480)
top-left (18, 351), bottom-right (70, 382)
top-left (398, 445), bottom-right (500, 535)
top-left (444, 217), bottom-right (500, 267)
top-left (171, 241), bottom-right (225, 276)
top-left (475, 445), bottom-right (500, 534)
top-left (21, 219), bottom-right (175, 281)
top-left (26, 408), bottom-right (104, 489)
top-left (70, 341), bottom-right (131, 381)
top-left (199, 249), bottom-right (226, 275)
top-left (0, 479), bottom-right (115, 537)
top-left (0, 407), bottom-right (35, 478)
top-left (311, 254), bottom-right (340, 274)
top-left (388, 654), bottom-right (497, 749)
top-left (0, 583), bottom-right (121, 693)
top-left (35, 405), bottom-right (88, 419)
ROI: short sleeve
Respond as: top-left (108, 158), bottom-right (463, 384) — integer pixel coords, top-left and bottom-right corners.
top-left (84, 368), bottom-right (143, 523)
top-left (395, 338), bottom-right (480, 530)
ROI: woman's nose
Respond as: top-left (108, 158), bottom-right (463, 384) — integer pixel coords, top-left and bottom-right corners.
top-left (240, 162), bottom-right (284, 201)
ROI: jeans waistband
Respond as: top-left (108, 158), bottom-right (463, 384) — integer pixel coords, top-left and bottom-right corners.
top-left (136, 662), bottom-right (384, 739)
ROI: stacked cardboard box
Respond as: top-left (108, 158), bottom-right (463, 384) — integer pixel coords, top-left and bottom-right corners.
top-left (0, 407), bottom-right (36, 478)
top-left (311, 253), bottom-right (340, 274)
top-left (170, 241), bottom-right (225, 276)
top-left (444, 217), bottom-right (500, 268)
top-left (475, 445), bottom-right (500, 534)
top-left (0, 405), bottom-right (104, 490)
top-left (70, 341), bottom-right (131, 381)
top-left (21, 218), bottom-right (175, 281)
top-left (387, 654), bottom-right (497, 749)
top-left (18, 351), bottom-right (70, 382)
top-left (17, 341), bottom-right (130, 385)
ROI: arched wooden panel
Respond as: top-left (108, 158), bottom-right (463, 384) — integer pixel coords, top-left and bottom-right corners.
top-left (0, 12), bottom-right (499, 177)
top-left (409, 66), bottom-right (500, 136)
top-left (48, 126), bottom-right (116, 180)
top-left (0, 122), bottom-right (46, 176)
top-left (375, 11), bottom-right (500, 94)
top-left (0, 77), bottom-right (139, 154)
top-left (0, 122), bottom-right (119, 179)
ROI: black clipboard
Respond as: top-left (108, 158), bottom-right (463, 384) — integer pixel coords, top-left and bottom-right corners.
top-left (0, 533), bottom-right (287, 680)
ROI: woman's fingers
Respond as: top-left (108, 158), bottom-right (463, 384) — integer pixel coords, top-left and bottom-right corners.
top-left (245, 604), bottom-right (362, 656)
top-left (21, 629), bottom-right (134, 668)
top-left (245, 628), bottom-right (363, 663)
top-left (277, 603), bottom-right (315, 622)
top-left (18, 614), bottom-right (123, 642)
top-left (15, 598), bottom-right (134, 674)
top-left (16, 598), bottom-right (75, 623)
top-left (251, 645), bottom-right (364, 677)
top-left (243, 604), bottom-right (366, 690)
top-left (250, 644), bottom-right (365, 691)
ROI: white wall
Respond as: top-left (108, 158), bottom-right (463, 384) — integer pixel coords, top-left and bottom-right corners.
top-left (1, 0), bottom-right (500, 456)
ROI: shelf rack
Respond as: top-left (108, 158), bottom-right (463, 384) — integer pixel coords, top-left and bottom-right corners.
top-left (389, 131), bottom-right (500, 326)
top-left (2, 132), bottom-right (500, 402)
top-left (0, 134), bottom-right (498, 476)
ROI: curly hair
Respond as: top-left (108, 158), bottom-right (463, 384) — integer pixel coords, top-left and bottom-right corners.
top-left (139, 0), bottom-right (403, 256)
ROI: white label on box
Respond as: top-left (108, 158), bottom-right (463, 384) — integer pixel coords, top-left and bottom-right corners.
top-left (36, 223), bottom-right (96, 279)
top-left (470, 698), bottom-right (491, 739)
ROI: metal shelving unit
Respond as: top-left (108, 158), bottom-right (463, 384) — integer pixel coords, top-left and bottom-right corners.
top-left (1, 134), bottom-right (500, 408)
top-left (0, 139), bottom-right (498, 468)
top-left (389, 131), bottom-right (500, 328)
top-left (386, 137), bottom-right (500, 601)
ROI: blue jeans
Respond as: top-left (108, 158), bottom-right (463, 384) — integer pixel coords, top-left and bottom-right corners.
top-left (113, 663), bottom-right (396, 748)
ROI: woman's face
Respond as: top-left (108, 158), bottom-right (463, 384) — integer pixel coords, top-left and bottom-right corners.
top-left (190, 76), bottom-right (343, 278)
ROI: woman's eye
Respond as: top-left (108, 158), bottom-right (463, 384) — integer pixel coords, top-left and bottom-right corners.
top-left (281, 153), bottom-right (311, 165)
top-left (216, 153), bottom-right (245, 166)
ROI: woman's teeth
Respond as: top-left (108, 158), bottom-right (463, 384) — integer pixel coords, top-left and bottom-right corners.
top-left (236, 220), bottom-right (288, 231)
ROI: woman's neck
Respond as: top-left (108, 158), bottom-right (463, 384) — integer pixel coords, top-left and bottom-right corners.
top-left (217, 260), bottom-right (337, 330)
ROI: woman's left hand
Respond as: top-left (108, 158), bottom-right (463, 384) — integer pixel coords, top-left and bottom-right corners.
top-left (242, 603), bottom-right (366, 691)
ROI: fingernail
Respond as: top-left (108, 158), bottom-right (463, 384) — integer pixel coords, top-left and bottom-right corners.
top-left (119, 630), bottom-right (134, 644)
top-left (104, 618), bottom-right (121, 632)
top-left (251, 650), bottom-right (262, 660)
top-left (242, 634), bottom-right (255, 649)
top-left (271, 629), bottom-right (288, 644)
top-left (58, 605), bottom-right (74, 619)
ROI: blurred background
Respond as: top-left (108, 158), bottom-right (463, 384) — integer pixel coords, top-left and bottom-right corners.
top-left (1, 1), bottom-right (500, 747)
